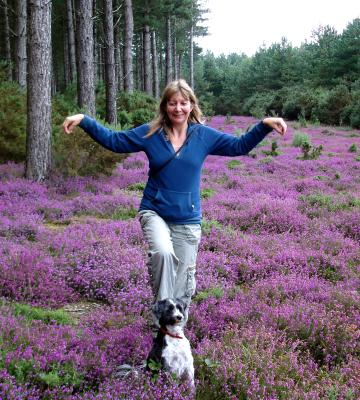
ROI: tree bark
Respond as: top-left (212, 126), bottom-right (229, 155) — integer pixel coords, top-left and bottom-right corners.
top-left (143, 24), bottom-right (152, 95)
top-left (16, 0), bottom-right (27, 87)
top-left (76, 0), bottom-right (96, 116)
top-left (165, 16), bottom-right (172, 84)
top-left (114, 0), bottom-right (123, 92)
top-left (3, 0), bottom-right (12, 80)
top-left (151, 30), bottom-right (159, 98)
top-left (173, 33), bottom-right (178, 80)
top-left (66, 0), bottom-right (77, 83)
top-left (103, 0), bottom-right (117, 124)
top-left (26, 0), bottom-right (52, 181)
top-left (64, 28), bottom-right (71, 85)
top-left (189, 23), bottom-right (194, 88)
top-left (123, 0), bottom-right (133, 93)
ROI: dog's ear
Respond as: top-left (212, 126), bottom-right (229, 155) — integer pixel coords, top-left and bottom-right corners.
top-left (152, 299), bottom-right (167, 319)
top-left (175, 298), bottom-right (187, 311)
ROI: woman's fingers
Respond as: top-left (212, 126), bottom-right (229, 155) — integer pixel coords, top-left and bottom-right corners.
top-left (62, 114), bottom-right (84, 134)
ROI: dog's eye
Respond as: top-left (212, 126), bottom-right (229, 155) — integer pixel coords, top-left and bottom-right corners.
top-left (168, 304), bottom-right (174, 311)
top-left (176, 304), bottom-right (182, 312)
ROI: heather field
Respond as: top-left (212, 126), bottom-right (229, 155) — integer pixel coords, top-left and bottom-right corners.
top-left (1, 116), bottom-right (360, 400)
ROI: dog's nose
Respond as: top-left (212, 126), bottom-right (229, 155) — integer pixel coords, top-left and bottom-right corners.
top-left (176, 315), bottom-right (182, 321)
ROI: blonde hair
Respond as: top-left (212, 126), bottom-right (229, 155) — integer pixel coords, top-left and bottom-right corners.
top-left (146, 79), bottom-right (203, 137)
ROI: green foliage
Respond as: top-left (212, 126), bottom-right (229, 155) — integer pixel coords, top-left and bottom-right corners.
top-left (312, 85), bottom-right (351, 125)
top-left (201, 219), bottom-right (222, 235)
top-left (110, 206), bottom-right (138, 220)
top-left (126, 182), bottom-right (146, 192)
top-left (262, 140), bottom-right (280, 156)
top-left (193, 287), bottom-right (224, 303)
top-left (301, 193), bottom-right (360, 212)
top-left (227, 159), bottom-right (242, 169)
top-left (348, 143), bottom-right (357, 152)
top-left (12, 303), bottom-right (73, 325)
top-left (37, 363), bottom-right (83, 388)
top-left (299, 142), bottom-right (323, 160)
top-left (0, 81), bottom-right (26, 163)
top-left (201, 188), bottom-right (216, 199)
top-left (292, 131), bottom-right (311, 147)
top-left (52, 88), bottom-right (157, 177)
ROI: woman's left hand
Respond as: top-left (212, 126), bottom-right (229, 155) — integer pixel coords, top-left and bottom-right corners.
top-left (263, 117), bottom-right (287, 136)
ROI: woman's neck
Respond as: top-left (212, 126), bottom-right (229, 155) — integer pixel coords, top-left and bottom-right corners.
top-left (169, 123), bottom-right (188, 138)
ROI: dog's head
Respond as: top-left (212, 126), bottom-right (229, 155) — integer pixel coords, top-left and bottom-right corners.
top-left (153, 298), bottom-right (187, 327)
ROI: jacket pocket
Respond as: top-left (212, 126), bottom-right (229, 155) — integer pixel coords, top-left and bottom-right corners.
top-left (154, 188), bottom-right (193, 220)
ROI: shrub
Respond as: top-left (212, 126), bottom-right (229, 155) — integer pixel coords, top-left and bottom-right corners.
top-left (0, 81), bottom-right (26, 163)
top-left (292, 131), bottom-right (311, 147)
top-left (313, 85), bottom-right (351, 126)
top-left (348, 143), bottom-right (357, 152)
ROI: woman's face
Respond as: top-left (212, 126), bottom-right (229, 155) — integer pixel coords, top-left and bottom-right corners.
top-left (166, 92), bottom-right (193, 128)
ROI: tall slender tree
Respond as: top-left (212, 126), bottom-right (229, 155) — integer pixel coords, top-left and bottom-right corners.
top-left (66, 0), bottom-right (77, 83)
top-left (103, 0), bottom-right (117, 124)
top-left (76, 0), bottom-right (96, 115)
top-left (123, 0), bottom-right (134, 92)
top-left (3, 0), bottom-right (12, 80)
top-left (15, 0), bottom-right (27, 87)
top-left (151, 30), bottom-right (159, 98)
top-left (143, 24), bottom-right (152, 95)
top-left (114, 0), bottom-right (124, 92)
top-left (26, 0), bottom-right (52, 181)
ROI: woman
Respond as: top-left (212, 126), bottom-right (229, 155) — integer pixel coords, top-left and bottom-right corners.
top-left (63, 79), bottom-right (287, 325)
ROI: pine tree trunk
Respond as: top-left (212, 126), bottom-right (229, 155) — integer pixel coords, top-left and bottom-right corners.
top-left (66, 0), bottom-right (77, 82)
top-left (143, 24), bottom-right (152, 95)
top-left (114, 0), bottom-right (123, 92)
top-left (189, 23), bottom-right (194, 88)
top-left (151, 31), bottom-right (159, 98)
top-left (3, 0), bottom-right (12, 80)
top-left (76, 0), bottom-right (96, 116)
top-left (173, 34), bottom-right (179, 80)
top-left (123, 0), bottom-right (133, 93)
top-left (165, 17), bottom-right (172, 84)
top-left (178, 53), bottom-right (182, 79)
top-left (103, 0), bottom-right (117, 124)
top-left (16, 0), bottom-right (27, 87)
top-left (64, 29), bottom-right (71, 86)
top-left (26, 0), bottom-right (52, 181)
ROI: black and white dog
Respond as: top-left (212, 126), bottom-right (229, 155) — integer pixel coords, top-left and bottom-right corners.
top-left (147, 298), bottom-right (194, 386)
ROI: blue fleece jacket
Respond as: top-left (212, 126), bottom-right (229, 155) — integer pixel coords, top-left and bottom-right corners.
top-left (79, 116), bottom-right (273, 224)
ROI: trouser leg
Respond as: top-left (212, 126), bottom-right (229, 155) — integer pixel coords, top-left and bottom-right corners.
top-left (170, 223), bottom-right (201, 323)
top-left (139, 210), bottom-right (178, 302)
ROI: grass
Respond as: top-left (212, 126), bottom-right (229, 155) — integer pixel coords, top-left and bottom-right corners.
top-left (11, 303), bottom-right (74, 325)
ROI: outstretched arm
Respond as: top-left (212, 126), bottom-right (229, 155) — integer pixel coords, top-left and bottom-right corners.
top-left (62, 114), bottom-right (148, 153)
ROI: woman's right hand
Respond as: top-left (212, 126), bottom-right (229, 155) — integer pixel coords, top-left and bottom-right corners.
top-left (62, 114), bottom-right (84, 134)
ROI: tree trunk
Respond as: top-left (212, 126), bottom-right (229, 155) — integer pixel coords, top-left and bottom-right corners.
top-left (173, 33), bottom-right (178, 80)
top-left (189, 23), bottom-right (194, 88)
top-left (165, 16), bottom-right (172, 84)
top-left (123, 0), bottom-right (133, 93)
top-left (143, 24), bottom-right (152, 95)
top-left (76, 0), bottom-right (96, 116)
top-left (3, 0), bottom-right (12, 80)
top-left (178, 53), bottom-right (182, 79)
top-left (16, 0), bottom-right (27, 87)
top-left (66, 0), bottom-right (77, 82)
top-left (64, 29), bottom-right (71, 85)
top-left (103, 0), bottom-right (117, 124)
top-left (114, 0), bottom-right (123, 92)
top-left (26, 0), bottom-right (52, 181)
top-left (151, 31), bottom-right (159, 98)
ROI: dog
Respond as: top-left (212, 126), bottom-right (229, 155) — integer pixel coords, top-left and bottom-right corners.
top-left (147, 298), bottom-right (194, 387)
